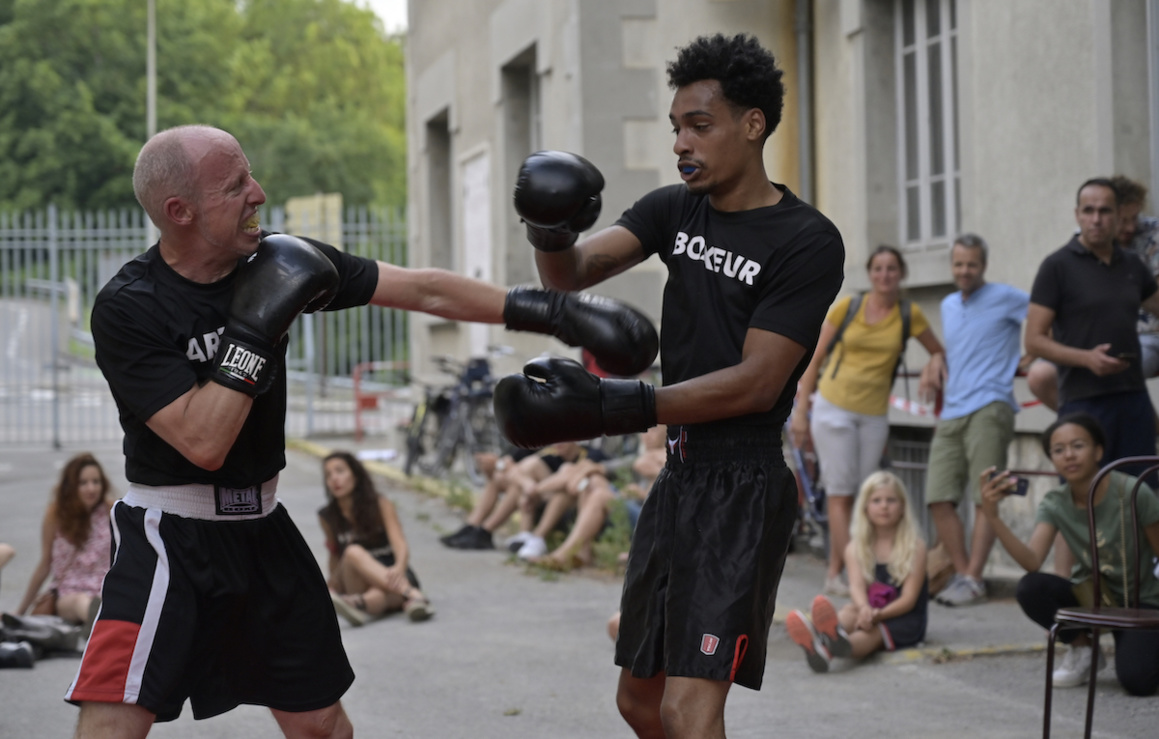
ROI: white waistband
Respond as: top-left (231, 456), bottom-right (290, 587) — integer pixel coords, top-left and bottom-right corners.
top-left (121, 475), bottom-right (280, 521)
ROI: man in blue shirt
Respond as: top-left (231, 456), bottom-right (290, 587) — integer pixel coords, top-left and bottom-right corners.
top-left (925, 234), bottom-right (1029, 606)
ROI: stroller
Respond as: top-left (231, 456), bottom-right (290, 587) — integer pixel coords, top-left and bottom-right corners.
top-left (784, 419), bottom-right (828, 557)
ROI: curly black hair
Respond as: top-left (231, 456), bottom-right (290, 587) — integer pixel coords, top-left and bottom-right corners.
top-left (666, 33), bottom-right (785, 141)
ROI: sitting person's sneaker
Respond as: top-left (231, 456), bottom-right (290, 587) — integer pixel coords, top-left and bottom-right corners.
top-left (822, 574), bottom-right (850, 598)
top-left (440, 524), bottom-right (475, 547)
top-left (786, 610), bottom-right (832, 673)
top-left (505, 531), bottom-right (534, 553)
top-left (810, 595), bottom-right (852, 658)
top-left (445, 526), bottom-right (494, 550)
top-left (517, 535), bottom-right (548, 560)
top-left (935, 573), bottom-right (987, 606)
top-left (1052, 643), bottom-right (1106, 688)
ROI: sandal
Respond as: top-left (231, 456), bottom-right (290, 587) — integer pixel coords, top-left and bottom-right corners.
top-left (330, 592), bottom-right (371, 627)
top-left (403, 591), bottom-right (435, 623)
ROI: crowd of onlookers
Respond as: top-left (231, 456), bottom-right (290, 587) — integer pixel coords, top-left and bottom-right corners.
top-left (780, 174), bottom-right (1159, 691)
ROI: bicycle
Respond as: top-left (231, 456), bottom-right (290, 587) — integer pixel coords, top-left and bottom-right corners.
top-left (403, 350), bottom-right (506, 485)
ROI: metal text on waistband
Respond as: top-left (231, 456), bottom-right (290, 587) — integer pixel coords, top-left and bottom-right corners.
top-left (213, 484), bottom-right (263, 516)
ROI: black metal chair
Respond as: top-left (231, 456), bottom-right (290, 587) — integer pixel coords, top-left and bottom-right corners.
top-left (1042, 455), bottom-right (1159, 738)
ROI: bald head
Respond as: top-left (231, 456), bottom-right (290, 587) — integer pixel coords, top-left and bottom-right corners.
top-left (132, 125), bottom-right (238, 227)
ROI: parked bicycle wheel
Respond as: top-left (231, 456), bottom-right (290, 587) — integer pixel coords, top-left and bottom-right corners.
top-left (404, 389), bottom-right (448, 476)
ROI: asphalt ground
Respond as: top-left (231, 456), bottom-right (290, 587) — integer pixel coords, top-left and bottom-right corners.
top-left (0, 439), bottom-right (1155, 738)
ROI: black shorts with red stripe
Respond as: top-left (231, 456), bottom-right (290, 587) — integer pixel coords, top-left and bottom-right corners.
top-left (614, 424), bottom-right (796, 691)
top-left (66, 500), bottom-right (354, 721)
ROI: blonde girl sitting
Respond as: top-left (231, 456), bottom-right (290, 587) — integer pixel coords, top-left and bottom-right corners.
top-left (787, 470), bottom-right (929, 671)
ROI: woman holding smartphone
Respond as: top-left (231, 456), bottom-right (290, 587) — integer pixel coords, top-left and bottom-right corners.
top-left (979, 412), bottom-right (1159, 694)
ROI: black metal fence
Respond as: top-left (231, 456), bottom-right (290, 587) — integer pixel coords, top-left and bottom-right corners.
top-left (0, 204), bottom-right (409, 448)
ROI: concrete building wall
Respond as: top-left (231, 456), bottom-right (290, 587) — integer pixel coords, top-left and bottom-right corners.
top-left (405, 0), bottom-right (809, 380)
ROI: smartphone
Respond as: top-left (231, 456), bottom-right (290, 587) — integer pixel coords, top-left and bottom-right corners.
top-left (1117, 352), bottom-right (1138, 360)
top-left (990, 470), bottom-right (1029, 496)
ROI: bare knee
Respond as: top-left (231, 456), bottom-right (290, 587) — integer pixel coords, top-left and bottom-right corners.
top-left (272, 702), bottom-right (352, 739)
top-left (75, 702), bottom-right (155, 739)
top-left (616, 673), bottom-right (665, 739)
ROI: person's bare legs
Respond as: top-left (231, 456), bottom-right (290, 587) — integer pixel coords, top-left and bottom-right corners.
top-left (966, 505), bottom-right (998, 581)
top-left (75, 702), bottom-right (155, 739)
top-left (929, 501), bottom-right (969, 574)
top-left (616, 670), bottom-right (667, 739)
top-left (56, 592), bottom-right (96, 626)
top-left (531, 491), bottom-right (576, 540)
top-left (826, 495), bottom-right (854, 579)
top-left (332, 545), bottom-right (420, 611)
top-left (658, 676), bottom-right (731, 739)
top-left (541, 484), bottom-right (614, 565)
top-left (271, 702), bottom-right (353, 739)
top-left (1026, 359), bottom-right (1058, 412)
top-left (837, 602), bottom-right (886, 659)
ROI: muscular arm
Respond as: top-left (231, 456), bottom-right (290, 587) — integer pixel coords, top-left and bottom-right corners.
top-left (653, 327), bottom-right (807, 425)
top-left (1024, 302), bottom-right (1126, 376)
top-left (534, 225), bottom-right (647, 291)
top-left (370, 262), bottom-right (507, 321)
top-left (145, 383), bottom-right (253, 471)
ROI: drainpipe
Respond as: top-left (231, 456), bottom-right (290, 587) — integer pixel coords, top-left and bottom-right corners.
top-left (795, 0), bottom-right (815, 204)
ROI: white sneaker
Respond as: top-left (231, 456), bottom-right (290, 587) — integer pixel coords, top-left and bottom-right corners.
top-left (1052, 644), bottom-right (1106, 688)
top-left (505, 531), bottom-right (534, 552)
top-left (517, 535), bottom-right (547, 560)
top-left (935, 574), bottom-right (987, 606)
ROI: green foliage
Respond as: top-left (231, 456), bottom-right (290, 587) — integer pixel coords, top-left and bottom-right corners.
top-left (591, 499), bottom-right (633, 572)
top-left (0, 0), bottom-right (406, 212)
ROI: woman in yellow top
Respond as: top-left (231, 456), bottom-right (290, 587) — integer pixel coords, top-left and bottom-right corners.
top-left (791, 245), bottom-right (945, 596)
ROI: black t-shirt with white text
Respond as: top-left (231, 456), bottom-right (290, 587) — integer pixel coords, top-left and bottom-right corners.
top-left (615, 183), bottom-right (844, 430)
top-left (92, 235), bottom-right (378, 486)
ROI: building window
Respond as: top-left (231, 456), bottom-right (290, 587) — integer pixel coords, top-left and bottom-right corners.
top-left (896, 0), bottom-right (959, 249)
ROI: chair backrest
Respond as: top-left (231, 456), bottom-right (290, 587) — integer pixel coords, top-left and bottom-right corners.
top-left (1084, 456), bottom-right (1159, 609)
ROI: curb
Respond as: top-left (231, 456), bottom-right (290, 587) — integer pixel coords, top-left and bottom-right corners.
top-left (880, 641), bottom-right (1046, 664)
top-left (287, 437), bottom-right (453, 499)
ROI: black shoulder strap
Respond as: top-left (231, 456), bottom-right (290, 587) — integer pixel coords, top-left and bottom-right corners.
top-left (825, 293), bottom-right (864, 380)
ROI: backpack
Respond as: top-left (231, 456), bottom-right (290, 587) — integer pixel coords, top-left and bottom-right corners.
top-left (823, 292), bottom-right (913, 384)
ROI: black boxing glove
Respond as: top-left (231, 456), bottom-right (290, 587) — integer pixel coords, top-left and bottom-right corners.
top-left (492, 356), bottom-right (656, 449)
top-left (513, 151), bottom-right (605, 252)
top-left (212, 234), bottom-right (339, 396)
top-left (503, 287), bottom-right (658, 377)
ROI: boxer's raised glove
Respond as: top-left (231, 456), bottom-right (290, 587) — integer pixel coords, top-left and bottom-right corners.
top-left (212, 234), bottom-right (338, 396)
top-left (503, 287), bottom-right (658, 377)
top-left (513, 151), bottom-right (604, 252)
top-left (493, 356), bottom-right (656, 448)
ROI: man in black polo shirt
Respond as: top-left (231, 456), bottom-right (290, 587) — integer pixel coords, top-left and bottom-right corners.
top-left (1025, 177), bottom-right (1159, 463)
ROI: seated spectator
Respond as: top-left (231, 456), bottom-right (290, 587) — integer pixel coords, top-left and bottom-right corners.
top-left (319, 452), bottom-right (433, 626)
top-left (15, 453), bottom-right (113, 636)
top-left (440, 446), bottom-right (543, 550)
top-left (448, 441), bottom-right (602, 553)
top-left (979, 413), bottom-right (1159, 694)
top-left (786, 470), bottom-right (928, 672)
top-left (521, 457), bottom-right (615, 566)
top-left (513, 449), bottom-right (611, 560)
top-left (535, 426), bottom-right (669, 571)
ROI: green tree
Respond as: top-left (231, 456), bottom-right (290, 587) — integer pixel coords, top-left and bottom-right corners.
top-left (0, 0), bottom-right (406, 212)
